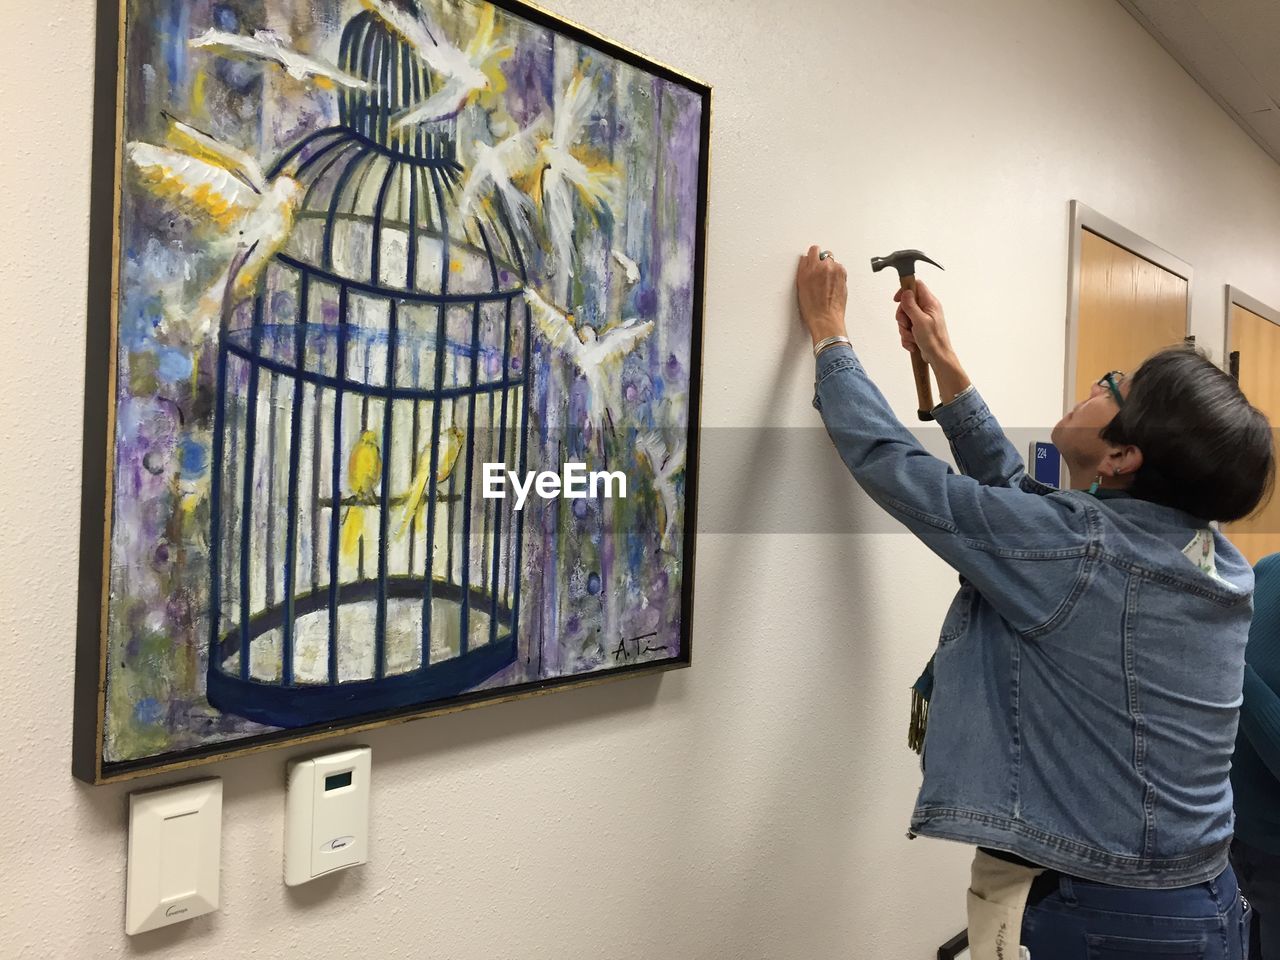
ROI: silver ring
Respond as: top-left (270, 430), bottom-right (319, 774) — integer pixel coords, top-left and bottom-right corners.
top-left (818, 250), bottom-right (833, 261)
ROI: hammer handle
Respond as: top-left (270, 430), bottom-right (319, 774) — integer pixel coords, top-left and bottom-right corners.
top-left (899, 275), bottom-right (936, 421)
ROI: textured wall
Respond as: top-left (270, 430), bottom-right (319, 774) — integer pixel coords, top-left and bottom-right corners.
top-left (3, 0), bottom-right (1280, 957)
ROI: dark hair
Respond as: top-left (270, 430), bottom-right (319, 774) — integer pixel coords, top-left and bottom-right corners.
top-left (1099, 347), bottom-right (1274, 522)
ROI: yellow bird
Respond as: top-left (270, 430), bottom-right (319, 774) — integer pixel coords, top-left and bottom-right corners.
top-left (340, 430), bottom-right (383, 558)
top-left (397, 426), bottom-right (465, 538)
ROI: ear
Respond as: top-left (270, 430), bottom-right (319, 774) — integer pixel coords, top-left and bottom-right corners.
top-left (1106, 444), bottom-right (1144, 481)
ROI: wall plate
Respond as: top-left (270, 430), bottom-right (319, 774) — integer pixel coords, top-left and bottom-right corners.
top-left (125, 778), bottom-right (221, 935)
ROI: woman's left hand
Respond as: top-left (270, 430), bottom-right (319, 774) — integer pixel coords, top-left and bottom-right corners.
top-left (795, 246), bottom-right (848, 347)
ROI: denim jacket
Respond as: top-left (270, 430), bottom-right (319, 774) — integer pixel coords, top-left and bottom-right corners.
top-left (813, 344), bottom-right (1254, 887)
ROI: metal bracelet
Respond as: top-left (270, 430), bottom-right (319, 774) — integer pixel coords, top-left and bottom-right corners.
top-left (812, 335), bottom-right (852, 358)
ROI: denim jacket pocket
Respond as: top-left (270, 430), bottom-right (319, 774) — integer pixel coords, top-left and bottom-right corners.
top-left (939, 582), bottom-right (976, 644)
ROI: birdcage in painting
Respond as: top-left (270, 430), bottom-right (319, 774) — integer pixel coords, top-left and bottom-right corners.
top-left (206, 9), bottom-right (530, 728)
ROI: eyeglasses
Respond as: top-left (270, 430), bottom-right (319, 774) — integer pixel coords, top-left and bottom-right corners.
top-left (1097, 370), bottom-right (1126, 407)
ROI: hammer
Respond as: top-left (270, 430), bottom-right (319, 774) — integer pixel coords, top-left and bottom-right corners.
top-left (871, 249), bottom-right (945, 421)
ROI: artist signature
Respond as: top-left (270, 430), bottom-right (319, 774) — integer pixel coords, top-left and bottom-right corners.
top-left (612, 632), bottom-right (668, 663)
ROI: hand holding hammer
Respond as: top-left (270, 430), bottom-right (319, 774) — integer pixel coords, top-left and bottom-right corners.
top-left (871, 249), bottom-right (945, 421)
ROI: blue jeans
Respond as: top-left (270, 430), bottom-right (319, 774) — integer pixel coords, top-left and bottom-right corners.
top-left (1231, 838), bottom-right (1280, 959)
top-left (1021, 865), bottom-right (1251, 959)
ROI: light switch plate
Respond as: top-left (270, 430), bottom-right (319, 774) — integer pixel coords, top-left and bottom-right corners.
top-left (125, 778), bottom-right (221, 935)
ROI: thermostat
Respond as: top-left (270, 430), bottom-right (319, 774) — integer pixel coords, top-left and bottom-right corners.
top-left (284, 746), bottom-right (371, 886)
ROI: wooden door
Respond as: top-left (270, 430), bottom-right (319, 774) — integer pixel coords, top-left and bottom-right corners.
top-left (1225, 302), bottom-right (1280, 565)
top-left (1073, 229), bottom-right (1189, 405)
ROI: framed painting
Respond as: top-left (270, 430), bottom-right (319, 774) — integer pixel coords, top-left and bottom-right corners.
top-left (74, 0), bottom-right (710, 783)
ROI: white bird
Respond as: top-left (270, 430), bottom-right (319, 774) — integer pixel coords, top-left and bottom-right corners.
top-left (458, 115), bottom-right (549, 233)
top-left (362, 0), bottom-right (510, 128)
top-left (534, 72), bottom-right (620, 278)
top-left (636, 431), bottom-right (685, 552)
top-left (523, 287), bottom-right (653, 433)
top-left (126, 116), bottom-right (303, 337)
top-left (612, 250), bottom-right (640, 286)
top-left (189, 29), bottom-right (374, 91)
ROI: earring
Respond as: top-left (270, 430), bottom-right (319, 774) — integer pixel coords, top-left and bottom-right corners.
top-left (1088, 474), bottom-right (1102, 495)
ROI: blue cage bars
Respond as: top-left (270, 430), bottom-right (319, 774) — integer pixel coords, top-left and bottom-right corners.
top-left (206, 10), bottom-right (531, 727)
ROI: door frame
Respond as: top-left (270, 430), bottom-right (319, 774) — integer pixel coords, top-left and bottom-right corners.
top-left (1222, 286), bottom-right (1280, 564)
top-left (1064, 200), bottom-right (1194, 413)
top-left (1225, 285), bottom-right (1280, 379)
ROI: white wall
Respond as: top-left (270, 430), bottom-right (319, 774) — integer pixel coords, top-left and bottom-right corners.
top-left (4, 0), bottom-right (1280, 957)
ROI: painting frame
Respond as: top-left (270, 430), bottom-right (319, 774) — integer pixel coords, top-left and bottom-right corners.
top-left (73, 0), bottom-right (711, 784)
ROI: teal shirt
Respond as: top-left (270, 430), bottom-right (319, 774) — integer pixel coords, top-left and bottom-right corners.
top-left (1231, 553), bottom-right (1280, 854)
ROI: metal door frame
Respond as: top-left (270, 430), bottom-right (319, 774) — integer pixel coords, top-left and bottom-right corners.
top-left (1064, 200), bottom-right (1194, 414)
top-left (1225, 285), bottom-right (1280, 379)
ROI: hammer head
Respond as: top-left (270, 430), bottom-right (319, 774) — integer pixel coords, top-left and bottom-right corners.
top-left (870, 248), bottom-right (944, 278)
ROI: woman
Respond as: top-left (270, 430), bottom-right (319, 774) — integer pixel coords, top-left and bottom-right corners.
top-left (794, 245), bottom-right (1273, 959)
top-left (1231, 552), bottom-right (1280, 959)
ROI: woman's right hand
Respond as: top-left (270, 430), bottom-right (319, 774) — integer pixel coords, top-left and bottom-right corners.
top-left (895, 279), bottom-right (971, 403)
top-left (895, 279), bottom-right (956, 369)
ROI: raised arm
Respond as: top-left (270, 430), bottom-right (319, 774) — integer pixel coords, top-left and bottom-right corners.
top-left (811, 342), bottom-right (1090, 633)
top-left (932, 384), bottom-right (1055, 494)
top-left (896, 279), bottom-right (1046, 491)
top-left (794, 247), bottom-right (1090, 635)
